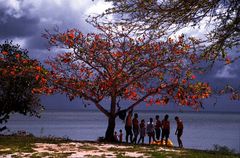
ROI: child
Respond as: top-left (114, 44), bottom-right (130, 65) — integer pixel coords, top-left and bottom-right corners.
top-left (138, 119), bottom-right (146, 144)
top-left (114, 131), bottom-right (118, 142)
top-left (119, 129), bottom-right (123, 143)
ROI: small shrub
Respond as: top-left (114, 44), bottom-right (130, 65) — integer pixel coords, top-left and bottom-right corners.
top-left (213, 144), bottom-right (235, 154)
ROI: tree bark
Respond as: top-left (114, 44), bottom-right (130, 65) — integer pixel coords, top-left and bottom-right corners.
top-left (105, 115), bottom-right (116, 142)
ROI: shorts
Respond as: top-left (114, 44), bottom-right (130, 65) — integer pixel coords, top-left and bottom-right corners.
top-left (177, 129), bottom-right (183, 137)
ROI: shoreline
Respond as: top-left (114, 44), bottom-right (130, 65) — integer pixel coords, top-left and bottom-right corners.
top-left (0, 135), bottom-right (239, 158)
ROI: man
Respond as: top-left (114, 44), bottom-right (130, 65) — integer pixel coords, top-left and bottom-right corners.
top-left (161, 114), bottom-right (170, 146)
top-left (155, 115), bottom-right (162, 140)
top-left (132, 113), bottom-right (139, 144)
top-left (147, 117), bottom-right (155, 144)
top-left (175, 116), bottom-right (184, 148)
top-left (125, 110), bottom-right (133, 143)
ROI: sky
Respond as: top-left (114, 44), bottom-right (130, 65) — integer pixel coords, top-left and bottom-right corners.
top-left (0, 0), bottom-right (239, 112)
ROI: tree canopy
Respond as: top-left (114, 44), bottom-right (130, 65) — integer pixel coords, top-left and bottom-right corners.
top-left (103, 0), bottom-right (239, 58)
top-left (44, 22), bottom-right (211, 141)
top-left (0, 41), bottom-right (49, 131)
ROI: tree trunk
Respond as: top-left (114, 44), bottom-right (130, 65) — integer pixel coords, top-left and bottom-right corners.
top-left (105, 115), bottom-right (116, 142)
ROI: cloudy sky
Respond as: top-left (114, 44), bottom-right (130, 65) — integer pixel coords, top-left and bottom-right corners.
top-left (0, 0), bottom-right (239, 112)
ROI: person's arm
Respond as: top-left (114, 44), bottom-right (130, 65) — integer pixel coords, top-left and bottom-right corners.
top-left (175, 122), bottom-right (178, 135)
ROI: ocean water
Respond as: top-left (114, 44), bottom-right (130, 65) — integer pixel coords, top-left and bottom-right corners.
top-left (5, 110), bottom-right (240, 152)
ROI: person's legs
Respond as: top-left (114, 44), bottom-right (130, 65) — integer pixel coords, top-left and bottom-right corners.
top-left (165, 130), bottom-right (169, 146)
top-left (155, 129), bottom-right (160, 140)
top-left (132, 129), bottom-right (135, 143)
top-left (161, 129), bottom-right (165, 145)
top-left (129, 128), bottom-right (133, 143)
top-left (177, 130), bottom-right (183, 148)
top-left (133, 128), bottom-right (138, 144)
top-left (177, 135), bottom-right (182, 147)
top-left (135, 132), bottom-right (139, 144)
top-left (153, 132), bottom-right (156, 142)
top-left (137, 136), bottom-right (141, 144)
top-left (148, 135), bottom-right (151, 144)
top-left (125, 126), bottom-right (130, 143)
top-left (138, 136), bottom-right (143, 144)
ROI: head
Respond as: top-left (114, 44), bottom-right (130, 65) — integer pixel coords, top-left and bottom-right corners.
top-left (175, 116), bottom-right (179, 121)
top-left (164, 114), bottom-right (169, 120)
top-left (150, 117), bottom-right (153, 123)
top-left (114, 131), bottom-right (117, 135)
top-left (134, 113), bottom-right (138, 118)
top-left (128, 110), bottom-right (132, 116)
top-left (119, 129), bottom-right (122, 133)
top-left (141, 119), bottom-right (145, 123)
top-left (156, 115), bottom-right (159, 120)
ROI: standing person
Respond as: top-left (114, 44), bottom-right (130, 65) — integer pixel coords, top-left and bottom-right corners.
top-left (125, 110), bottom-right (133, 143)
top-left (155, 115), bottom-right (162, 140)
top-left (114, 131), bottom-right (118, 142)
top-left (138, 119), bottom-right (146, 144)
top-left (161, 114), bottom-right (170, 146)
top-left (146, 118), bottom-right (155, 144)
top-left (119, 129), bottom-right (123, 143)
top-left (132, 113), bottom-right (139, 144)
top-left (175, 116), bottom-right (184, 148)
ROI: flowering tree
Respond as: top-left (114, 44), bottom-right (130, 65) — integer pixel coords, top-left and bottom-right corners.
top-left (0, 41), bottom-right (49, 131)
top-left (44, 23), bottom-right (211, 141)
top-left (102, 0), bottom-right (240, 100)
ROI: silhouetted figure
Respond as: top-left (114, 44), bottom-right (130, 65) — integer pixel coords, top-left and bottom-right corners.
top-left (132, 113), bottom-right (139, 144)
top-left (155, 115), bottom-right (162, 140)
top-left (147, 117), bottom-right (155, 144)
top-left (119, 129), bottom-right (123, 143)
top-left (114, 131), bottom-right (118, 142)
top-left (138, 119), bottom-right (146, 144)
top-left (161, 114), bottom-right (170, 146)
top-left (125, 110), bottom-right (133, 143)
top-left (175, 116), bottom-right (184, 148)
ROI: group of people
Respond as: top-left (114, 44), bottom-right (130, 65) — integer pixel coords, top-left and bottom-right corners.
top-left (114, 110), bottom-right (184, 148)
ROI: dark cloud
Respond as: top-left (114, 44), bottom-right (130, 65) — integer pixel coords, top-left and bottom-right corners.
top-left (0, 14), bottom-right (40, 38)
top-left (200, 61), bottom-right (240, 89)
top-left (26, 35), bottom-right (48, 50)
top-left (0, 0), bottom-right (108, 55)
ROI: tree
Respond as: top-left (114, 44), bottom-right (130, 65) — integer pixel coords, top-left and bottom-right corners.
top-left (44, 22), bottom-right (211, 141)
top-left (0, 41), bottom-right (49, 131)
top-left (103, 0), bottom-right (239, 60)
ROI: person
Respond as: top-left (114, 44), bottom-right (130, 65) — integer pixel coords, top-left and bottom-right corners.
top-left (119, 129), bottom-right (123, 143)
top-left (125, 110), bottom-right (133, 143)
top-left (132, 113), bottom-right (139, 144)
top-left (155, 115), bottom-right (162, 140)
top-left (114, 131), bottom-right (118, 142)
top-left (146, 117), bottom-right (155, 144)
top-left (175, 116), bottom-right (184, 148)
top-left (138, 119), bottom-right (146, 144)
top-left (161, 114), bottom-right (170, 146)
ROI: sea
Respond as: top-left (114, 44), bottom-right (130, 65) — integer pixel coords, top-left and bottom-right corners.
top-left (4, 110), bottom-right (240, 153)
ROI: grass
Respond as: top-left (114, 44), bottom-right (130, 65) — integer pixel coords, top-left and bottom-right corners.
top-left (0, 134), bottom-right (72, 157)
top-left (0, 135), bottom-right (239, 158)
top-left (78, 144), bottom-right (99, 150)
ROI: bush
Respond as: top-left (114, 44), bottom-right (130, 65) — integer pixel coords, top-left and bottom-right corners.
top-left (213, 144), bottom-right (235, 154)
